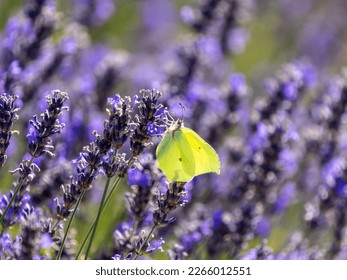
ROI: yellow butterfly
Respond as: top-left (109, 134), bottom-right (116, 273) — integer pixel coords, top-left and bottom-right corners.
top-left (156, 119), bottom-right (220, 182)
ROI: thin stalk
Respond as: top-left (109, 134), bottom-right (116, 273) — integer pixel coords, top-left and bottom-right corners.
top-left (75, 177), bottom-right (123, 259)
top-left (51, 219), bottom-right (62, 233)
top-left (84, 178), bottom-right (111, 259)
top-left (56, 190), bottom-right (85, 260)
top-left (133, 225), bottom-right (157, 260)
top-left (0, 157), bottom-right (34, 230)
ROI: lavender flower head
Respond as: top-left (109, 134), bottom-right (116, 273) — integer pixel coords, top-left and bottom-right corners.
top-left (71, 0), bottom-right (115, 26)
top-left (27, 90), bottom-right (68, 158)
top-left (130, 89), bottom-right (166, 156)
top-left (0, 93), bottom-right (19, 166)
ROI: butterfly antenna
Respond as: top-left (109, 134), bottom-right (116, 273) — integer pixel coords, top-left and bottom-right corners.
top-left (178, 103), bottom-right (185, 121)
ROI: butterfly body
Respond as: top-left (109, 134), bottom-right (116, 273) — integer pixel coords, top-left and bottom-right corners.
top-left (156, 120), bottom-right (220, 182)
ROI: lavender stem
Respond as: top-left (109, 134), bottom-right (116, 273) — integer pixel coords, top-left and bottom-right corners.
top-left (84, 177), bottom-right (111, 260)
top-left (56, 190), bottom-right (85, 260)
top-left (0, 156), bottom-right (34, 232)
top-left (75, 176), bottom-right (123, 259)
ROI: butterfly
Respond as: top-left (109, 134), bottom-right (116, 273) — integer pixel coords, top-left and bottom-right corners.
top-left (156, 119), bottom-right (220, 182)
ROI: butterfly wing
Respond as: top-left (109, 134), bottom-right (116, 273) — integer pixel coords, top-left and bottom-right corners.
top-left (156, 130), bottom-right (195, 182)
top-left (179, 127), bottom-right (220, 177)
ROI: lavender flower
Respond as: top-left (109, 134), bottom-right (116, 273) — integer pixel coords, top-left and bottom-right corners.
top-left (0, 90), bottom-right (68, 232)
top-left (181, 0), bottom-right (222, 33)
top-left (1, 0), bottom-right (56, 69)
top-left (71, 0), bottom-right (115, 27)
top-left (130, 89), bottom-right (166, 156)
top-left (0, 61), bottom-right (22, 95)
top-left (126, 154), bottom-right (161, 222)
top-left (19, 211), bottom-right (48, 260)
top-left (152, 182), bottom-right (187, 228)
top-left (103, 94), bottom-right (133, 151)
top-left (0, 234), bottom-right (21, 259)
top-left (27, 90), bottom-right (68, 158)
top-left (0, 93), bottom-right (19, 167)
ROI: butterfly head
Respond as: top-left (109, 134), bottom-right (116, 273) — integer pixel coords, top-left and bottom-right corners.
top-left (165, 103), bottom-right (185, 136)
top-left (168, 119), bottom-right (183, 136)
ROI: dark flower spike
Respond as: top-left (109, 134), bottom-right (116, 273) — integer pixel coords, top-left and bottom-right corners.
top-left (55, 177), bottom-right (82, 220)
top-left (19, 211), bottom-right (44, 260)
top-left (27, 90), bottom-right (69, 158)
top-left (72, 0), bottom-right (115, 27)
top-left (1, 0), bottom-right (57, 69)
top-left (100, 150), bottom-right (127, 178)
top-left (57, 90), bottom-right (165, 259)
top-left (126, 153), bottom-right (161, 222)
top-left (181, 0), bottom-right (222, 33)
top-left (0, 90), bottom-right (68, 233)
top-left (54, 93), bottom-right (135, 232)
top-left (0, 93), bottom-right (19, 167)
top-left (152, 182), bottom-right (187, 228)
top-left (24, 0), bottom-right (48, 21)
top-left (133, 182), bottom-right (187, 259)
top-left (0, 234), bottom-right (21, 259)
top-left (131, 89), bottom-right (166, 156)
top-left (21, 0), bottom-right (57, 66)
top-left (1, 61), bottom-right (22, 95)
top-left (103, 94), bottom-right (133, 150)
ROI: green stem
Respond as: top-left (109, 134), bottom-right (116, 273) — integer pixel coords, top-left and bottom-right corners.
top-left (56, 190), bottom-right (85, 260)
top-left (51, 219), bottom-right (62, 233)
top-left (134, 225), bottom-right (157, 260)
top-left (75, 155), bottom-right (135, 260)
top-left (0, 157), bottom-right (34, 231)
top-left (75, 177), bottom-right (122, 259)
top-left (84, 178), bottom-right (111, 260)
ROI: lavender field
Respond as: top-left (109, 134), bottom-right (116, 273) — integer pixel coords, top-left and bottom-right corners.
top-left (1, 0), bottom-right (347, 260)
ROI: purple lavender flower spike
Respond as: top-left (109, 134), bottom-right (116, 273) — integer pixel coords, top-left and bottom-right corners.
top-left (130, 89), bottom-right (166, 156)
top-left (126, 153), bottom-right (161, 221)
top-left (100, 150), bottom-right (127, 179)
top-left (0, 234), bottom-right (21, 259)
top-left (27, 90), bottom-right (69, 158)
top-left (0, 90), bottom-right (68, 232)
top-left (181, 0), bottom-right (222, 33)
top-left (0, 93), bottom-right (19, 167)
top-left (1, 61), bottom-right (22, 95)
top-left (103, 94), bottom-right (133, 151)
top-left (152, 182), bottom-right (187, 228)
top-left (19, 211), bottom-right (47, 260)
top-left (71, 0), bottom-right (115, 27)
top-left (9, 0), bottom-right (56, 68)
